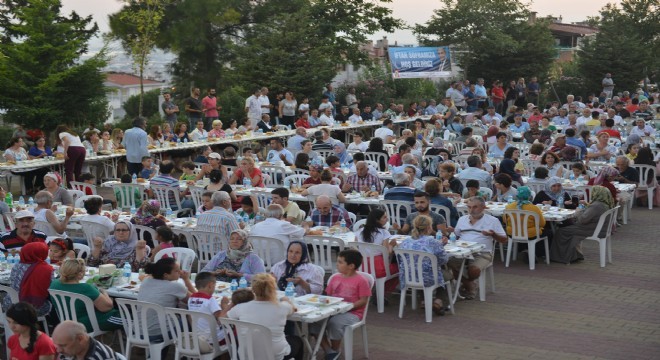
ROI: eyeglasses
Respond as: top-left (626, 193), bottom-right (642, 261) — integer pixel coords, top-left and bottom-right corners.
top-left (114, 229), bottom-right (130, 232)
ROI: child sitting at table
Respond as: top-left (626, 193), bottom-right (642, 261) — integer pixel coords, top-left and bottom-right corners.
top-left (188, 272), bottom-right (226, 351)
top-left (233, 196), bottom-right (258, 224)
top-left (80, 173), bottom-right (116, 208)
top-left (48, 237), bottom-right (76, 265)
top-left (150, 226), bottom-right (178, 261)
top-left (315, 249), bottom-right (371, 360)
top-left (115, 174), bottom-right (142, 209)
top-left (180, 161), bottom-right (197, 182)
top-left (462, 179), bottom-right (489, 200)
top-left (140, 156), bottom-right (156, 179)
top-left (231, 288), bottom-right (255, 306)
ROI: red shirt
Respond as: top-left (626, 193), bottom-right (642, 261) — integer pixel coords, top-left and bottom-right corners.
top-left (201, 96), bottom-right (219, 118)
top-left (528, 114), bottom-right (543, 123)
top-left (295, 118), bottom-right (311, 129)
top-left (8, 333), bottom-right (56, 360)
top-left (491, 86), bottom-right (504, 102)
top-left (388, 153), bottom-right (402, 167)
top-left (597, 129), bottom-right (621, 139)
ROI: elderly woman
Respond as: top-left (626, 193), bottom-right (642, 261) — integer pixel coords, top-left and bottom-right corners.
top-left (87, 220), bottom-right (149, 271)
top-left (43, 172), bottom-right (73, 206)
top-left (130, 200), bottom-right (167, 248)
top-left (397, 215), bottom-right (450, 315)
top-left (201, 229), bottom-right (265, 283)
top-left (228, 156), bottom-right (264, 187)
top-left (533, 177), bottom-right (577, 208)
top-left (588, 166), bottom-right (619, 201)
top-left (208, 119), bottom-right (226, 138)
top-left (50, 258), bottom-right (123, 331)
top-left (1, 242), bottom-right (53, 317)
top-left (586, 132), bottom-right (617, 161)
top-left (32, 190), bottom-right (73, 236)
top-left (550, 186), bottom-right (614, 264)
top-left (270, 241), bottom-right (324, 296)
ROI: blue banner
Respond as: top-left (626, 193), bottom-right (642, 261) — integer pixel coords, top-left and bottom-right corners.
top-left (388, 46), bottom-right (452, 79)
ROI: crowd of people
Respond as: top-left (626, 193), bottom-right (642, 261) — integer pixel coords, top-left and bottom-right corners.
top-left (1, 75), bottom-right (659, 359)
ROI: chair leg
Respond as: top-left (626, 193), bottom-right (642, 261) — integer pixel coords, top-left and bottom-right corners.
top-left (599, 239), bottom-right (607, 268)
top-left (445, 281), bottom-right (455, 315)
top-left (375, 280), bottom-right (385, 313)
top-left (362, 325), bottom-right (369, 358)
top-left (544, 239), bottom-right (550, 265)
top-left (343, 327), bottom-right (354, 360)
top-left (528, 241), bottom-right (536, 270)
top-left (489, 266), bottom-right (496, 293)
top-left (398, 289), bottom-right (406, 319)
top-left (607, 236), bottom-right (612, 264)
top-left (499, 242), bottom-right (504, 262)
top-left (411, 290), bottom-right (417, 310)
top-left (423, 288), bottom-right (433, 323)
top-left (478, 272), bottom-right (486, 301)
top-left (648, 189), bottom-right (653, 210)
top-left (505, 239), bottom-right (513, 267)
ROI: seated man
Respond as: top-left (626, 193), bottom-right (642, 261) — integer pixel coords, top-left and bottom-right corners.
top-left (149, 161), bottom-right (195, 212)
top-left (614, 156), bottom-right (639, 184)
top-left (305, 195), bottom-right (352, 228)
top-left (456, 155), bottom-right (492, 188)
top-left (266, 138), bottom-right (294, 165)
top-left (448, 197), bottom-right (507, 299)
top-left (53, 320), bottom-right (123, 359)
top-left (250, 204), bottom-right (305, 259)
top-left (0, 210), bottom-right (47, 252)
top-left (256, 113), bottom-right (277, 132)
top-left (393, 191), bottom-right (447, 236)
top-left (342, 161), bottom-right (382, 194)
top-left (270, 187), bottom-right (304, 225)
top-left (383, 172), bottom-right (416, 202)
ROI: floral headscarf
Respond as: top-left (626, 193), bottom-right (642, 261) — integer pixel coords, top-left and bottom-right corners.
top-left (225, 229), bottom-right (252, 266)
top-left (593, 166), bottom-right (619, 185)
top-left (544, 176), bottom-right (564, 202)
top-left (515, 186), bottom-right (532, 209)
top-left (590, 185), bottom-right (615, 209)
top-left (104, 220), bottom-right (138, 260)
top-left (132, 200), bottom-right (161, 225)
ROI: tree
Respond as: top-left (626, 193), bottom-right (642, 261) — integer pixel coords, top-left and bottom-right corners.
top-left (414, 0), bottom-right (555, 83)
top-left (0, 0), bottom-right (108, 132)
top-left (578, 0), bottom-right (660, 93)
top-left (109, 0), bottom-right (167, 117)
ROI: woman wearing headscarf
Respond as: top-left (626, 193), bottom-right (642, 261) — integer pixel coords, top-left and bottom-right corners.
top-left (497, 158), bottom-right (524, 185)
top-left (201, 229), bottom-right (265, 283)
top-left (424, 138), bottom-right (446, 156)
top-left (533, 176), bottom-right (577, 208)
top-left (588, 166), bottom-right (619, 200)
top-left (333, 142), bottom-right (352, 166)
top-left (87, 220), bottom-right (149, 271)
top-left (550, 185), bottom-right (614, 264)
top-left (624, 133), bottom-right (642, 150)
top-left (130, 200), bottom-right (167, 248)
top-left (504, 186), bottom-right (548, 261)
top-left (1, 242), bottom-right (53, 317)
top-left (270, 241), bottom-right (324, 296)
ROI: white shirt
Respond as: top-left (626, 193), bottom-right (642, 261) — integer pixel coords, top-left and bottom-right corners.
top-left (227, 300), bottom-right (293, 360)
top-left (190, 128), bottom-right (208, 141)
top-left (80, 214), bottom-right (115, 232)
top-left (348, 114), bottom-right (362, 123)
top-left (347, 142), bottom-right (368, 152)
top-left (318, 102), bottom-right (333, 112)
top-left (374, 127), bottom-right (394, 141)
top-left (355, 227), bottom-right (391, 256)
top-left (245, 95), bottom-right (261, 118)
top-left (482, 113), bottom-right (502, 126)
top-left (306, 183), bottom-right (342, 199)
top-left (259, 94), bottom-right (270, 114)
top-left (630, 125), bottom-right (656, 138)
top-left (576, 116), bottom-right (591, 128)
top-left (187, 293), bottom-right (224, 343)
top-left (318, 113), bottom-right (335, 126)
top-left (59, 132), bottom-right (84, 147)
top-left (454, 214), bottom-right (505, 252)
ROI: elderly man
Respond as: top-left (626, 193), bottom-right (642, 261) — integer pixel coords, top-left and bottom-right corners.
top-left (456, 155), bottom-right (492, 188)
top-left (197, 191), bottom-right (239, 243)
top-left (392, 153), bottom-right (421, 178)
top-left (448, 197), bottom-right (507, 299)
top-left (393, 191), bottom-right (447, 235)
top-left (251, 204), bottom-right (305, 259)
top-left (614, 156), bottom-right (639, 184)
top-left (53, 320), bottom-right (122, 359)
top-left (552, 108), bottom-right (570, 126)
top-left (342, 161), bottom-right (382, 193)
top-left (0, 210), bottom-right (47, 251)
top-left (256, 113), bottom-right (277, 132)
top-left (122, 116), bottom-right (149, 176)
top-left (306, 195), bottom-right (352, 227)
top-left (549, 133), bottom-right (567, 154)
top-left (629, 118), bottom-right (656, 138)
top-left (318, 107), bottom-right (335, 126)
top-left (576, 108), bottom-right (592, 129)
top-left (384, 172), bottom-right (416, 202)
top-left (271, 187), bottom-right (304, 225)
top-left (287, 127), bottom-right (308, 152)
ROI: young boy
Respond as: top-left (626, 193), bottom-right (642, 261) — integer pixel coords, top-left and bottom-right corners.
top-left (188, 272), bottom-right (224, 351)
top-left (230, 288), bottom-right (255, 306)
top-left (180, 161), bottom-right (197, 181)
top-left (78, 173), bottom-right (97, 195)
top-left (319, 249), bottom-right (371, 360)
top-left (140, 156), bottom-right (156, 179)
top-left (234, 196), bottom-right (258, 228)
top-left (222, 147), bottom-right (237, 167)
top-left (463, 179), bottom-right (485, 199)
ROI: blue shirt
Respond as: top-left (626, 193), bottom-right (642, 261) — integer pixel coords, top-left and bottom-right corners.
top-left (287, 135), bottom-right (307, 151)
top-left (456, 167), bottom-right (492, 188)
top-left (122, 127), bottom-right (149, 163)
top-left (475, 84), bottom-right (487, 99)
top-left (566, 137), bottom-right (588, 160)
top-left (509, 122), bottom-right (530, 133)
top-left (372, 109), bottom-right (382, 120)
top-left (383, 186), bottom-right (416, 202)
top-left (425, 106), bottom-right (438, 115)
top-left (28, 146), bottom-right (52, 157)
top-left (398, 236), bottom-right (448, 287)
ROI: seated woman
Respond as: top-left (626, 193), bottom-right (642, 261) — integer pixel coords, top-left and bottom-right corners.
top-left (43, 172), bottom-right (73, 206)
top-left (205, 169), bottom-right (237, 202)
top-left (130, 200), bottom-right (167, 248)
top-left (302, 164), bottom-right (323, 188)
top-left (493, 173), bottom-right (518, 202)
top-left (424, 179), bottom-right (459, 226)
top-left (333, 143), bottom-right (352, 166)
top-left (587, 166), bottom-right (619, 201)
top-left (271, 241), bottom-right (324, 297)
top-left (397, 215), bottom-right (450, 315)
top-left (294, 152), bottom-right (310, 171)
top-left (5, 137), bottom-right (47, 195)
top-left (50, 258), bottom-right (123, 331)
top-left (550, 186), bottom-right (614, 264)
top-left (32, 191), bottom-right (73, 236)
top-left (87, 221), bottom-right (149, 272)
top-left (438, 162), bottom-right (463, 198)
top-left (222, 273), bottom-right (304, 360)
top-left (80, 196), bottom-right (116, 233)
top-left (570, 162), bottom-right (593, 182)
top-left (540, 151), bottom-right (564, 178)
top-left (504, 186), bottom-right (548, 260)
top-left (301, 169), bottom-right (346, 203)
top-left (1, 242), bottom-right (53, 317)
top-left (201, 229), bottom-right (265, 283)
top-left (497, 158), bottom-right (524, 185)
top-left (355, 209), bottom-right (399, 292)
top-left (5, 302), bottom-right (56, 360)
top-left (228, 156), bottom-right (265, 187)
top-left (137, 257), bottom-right (196, 342)
top-left (533, 177), bottom-right (578, 208)
top-left (48, 237), bottom-right (76, 265)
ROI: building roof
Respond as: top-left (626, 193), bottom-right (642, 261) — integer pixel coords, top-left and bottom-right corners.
top-left (549, 23), bottom-right (598, 37)
top-left (104, 72), bottom-right (165, 87)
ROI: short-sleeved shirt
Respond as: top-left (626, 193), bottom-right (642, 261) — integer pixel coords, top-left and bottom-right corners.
top-left (188, 292), bottom-right (224, 342)
top-left (0, 229), bottom-right (47, 252)
top-left (52, 186), bottom-right (73, 206)
top-left (234, 167), bottom-right (264, 188)
top-left (59, 132), bottom-right (84, 147)
top-left (228, 301), bottom-right (293, 360)
top-left (186, 97), bottom-right (203, 119)
top-left (405, 212), bottom-right (446, 232)
top-left (149, 174), bottom-right (180, 208)
top-left (282, 201), bottom-right (303, 225)
top-left (161, 100), bottom-right (178, 123)
top-left (326, 274), bottom-right (371, 319)
top-left (306, 183), bottom-right (342, 199)
top-left (49, 280), bottom-right (120, 332)
top-left (8, 332), bottom-right (56, 360)
top-left (57, 337), bottom-right (119, 360)
top-left (137, 278), bottom-right (188, 335)
top-left (454, 214), bottom-right (506, 252)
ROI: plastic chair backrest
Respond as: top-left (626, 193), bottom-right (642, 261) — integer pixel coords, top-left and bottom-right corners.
top-left (73, 243), bottom-right (90, 259)
top-left (503, 209), bottom-right (543, 241)
top-left (348, 242), bottom-right (395, 279)
top-left (293, 168), bottom-right (310, 176)
top-left (34, 220), bottom-right (58, 236)
top-left (576, 185), bottom-right (593, 203)
top-left (113, 184), bottom-right (145, 210)
top-left (191, 231), bottom-right (228, 266)
top-left (67, 189), bottom-right (85, 204)
top-left (429, 204), bottom-right (451, 223)
top-left (631, 164), bottom-right (657, 187)
top-left (284, 174), bottom-right (309, 188)
top-left (260, 166), bottom-right (287, 187)
top-left (304, 236), bottom-right (346, 273)
top-left (394, 248), bottom-right (439, 289)
top-left (79, 220), bottom-right (110, 254)
top-left (133, 225), bottom-right (157, 243)
top-left (316, 149), bottom-right (334, 159)
top-left (220, 318), bottom-right (275, 360)
top-left (75, 195), bottom-right (103, 209)
top-left (352, 219), bottom-right (367, 232)
top-left (164, 307), bottom-right (224, 358)
top-left (247, 236), bottom-right (285, 271)
top-left (364, 152), bottom-right (388, 171)
top-left (252, 191), bottom-right (272, 210)
top-left (188, 186), bottom-right (206, 210)
top-left (116, 299), bottom-right (171, 349)
top-left (590, 206), bottom-right (619, 240)
top-left (151, 185), bottom-right (183, 211)
top-left (49, 289), bottom-right (104, 336)
top-left (154, 247), bottom-right (197, 272)
top-left (71, 181), bottom-right (97, 195)
top-left (381, 200), bottom-right (412, 227)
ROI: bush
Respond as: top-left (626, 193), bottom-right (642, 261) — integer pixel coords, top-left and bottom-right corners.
top-left (217, 86), bottom-right (249, 126)
top-left (0, 126), bottom-right (16, 149)
top-left (123, 88), bottom-right (162, 119)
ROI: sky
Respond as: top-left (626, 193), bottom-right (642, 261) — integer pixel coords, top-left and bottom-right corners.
top-left (61, 0), bottom-right (620, 46)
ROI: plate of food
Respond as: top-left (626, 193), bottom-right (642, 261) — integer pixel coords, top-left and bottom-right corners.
top-left (296, 294), bottom-right (343, 306)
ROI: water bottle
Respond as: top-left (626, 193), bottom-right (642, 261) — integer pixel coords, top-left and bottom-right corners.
top-left (255, 214), bottom-right (264, 223)
top-left (45, 257), bottom-right (51, 265)
top-left (609, 157), bottom-right (615, 164)
top-left (579, 203), bottom-right (586, 210)
top-left (387, 164), bottom-right (393, 172)
top-left (28, 197), bottom-right (34, 207)
top-left (242, 214), bottom-right (249, 224)
top-left (132, 173), bottom-right (137, 184)
top-left (123, 262), bottom-right (132, 283)
top-left (166, 207), bottom-right (173, 220)
top-left (285, 281), bottom-right (295, 298)
top-left (6, 254), bottom-right (14, 269)
top-left (5, 192), bottom-right (12, 209)
top-left (0, 252), bottom-right (6, 270)
top-left (557, 196), bottom-right (564, 209)
top-left (569, 172), bottom-right (575, 181)
top-left (449, 233), bottom-right (457, 245)
top-left (340, 217), bottom-right (347, 232)
top-left (18, 196), bottom-right (24, 206)
top-left (230, 279), bottom-right (238, 291)
top-left (243, 177), bottom-right (252, 189)
top-left (184, 138), bottom-right (188, 143)
top-left (370, 185), bottom-right (376, 193)
top-left (130, 205), bottom-right (137, 215)
top-left (507, 195), bottom-right (514, 204)
top-left (238, 276), bottom-right (247, 289)
top-left (435, 231), bottom-right (442, 241)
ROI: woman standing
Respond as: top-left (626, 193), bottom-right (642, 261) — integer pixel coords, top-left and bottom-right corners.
top-left (1, 242), bottom-right (53, 317)
top-left (201, 229), bottom-right (265, 283)
top-left (56, 125), bottom-right (86, 187)
top-left (270, 241), bottom-right (324, 297)
top-left (5, 302), bottom-right (56, 360)
top-left (279, 91), bottom-right (298, 128)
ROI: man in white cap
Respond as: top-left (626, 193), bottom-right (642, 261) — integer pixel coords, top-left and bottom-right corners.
top-left (0, 210), bottom-right (47, 251)
top-left (195, 152), bottom-right (228, 181)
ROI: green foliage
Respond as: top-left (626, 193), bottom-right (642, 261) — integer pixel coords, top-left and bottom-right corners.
top-left (0, 126), bottom-right (16, 151)
top-left (0, 0), bottom-right (108, 132)
top-left (415, 0), bottom-right (555, 83)
top-left (123, 88), bottom-right (162, 119)
top-left (577, 0), bottom-right (659, 93)
top-left (217, 86), bottom-right (249, 126)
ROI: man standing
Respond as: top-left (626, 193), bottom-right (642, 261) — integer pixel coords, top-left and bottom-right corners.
top-left (201, 88), bottom-right (221, 130)
top-left (602, 73), bottom-right (615, 99)
top-left (259, 87), bottom-right (271, 124)
top-left (345, 87), bottom-right (359, 110)
top-left (244, 88), bottom-right (262, 130)
top-left (122, 117), bottom-right (149, 176)
top-left (323, 84), bottom-right (338, 116)
top-left (161, 91), bottom-right (179, 129)
top-left (0, 210), bottom-right (46, 251)
top-left (448, 197), bottom-right (507, 299)
top-left (474, 78), bottom-right (488, 109)
top-left (53, 321), bottom-right (122, 360)
top-left (185, 87), bottom-right (204, 129)
top-left (197, 191), bottom-right (239, 242)
top-left (526, 77), bottom-right (540, 105)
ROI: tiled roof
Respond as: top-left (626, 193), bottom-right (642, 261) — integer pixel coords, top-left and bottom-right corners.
top-left (105, 72), bottom-right (164, 86)
top-left (549, 23), bottom-right (598, 36)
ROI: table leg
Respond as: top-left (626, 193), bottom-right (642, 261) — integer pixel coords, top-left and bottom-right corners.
top-left (296, 322), bottom-right (314, 359)
top-left (451, 258), bottom-right (467, 305)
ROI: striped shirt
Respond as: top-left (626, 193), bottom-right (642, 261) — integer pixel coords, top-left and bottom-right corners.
top-left (149, 174), bottom-right (180, 208)
top-left (310, 205), bottom-right (352, 227)
top-left (345, 173), bottom-right (382, 193)
top-left (196, 207), bottom-right (239, 243)
top-left (58, 337), bottom-right (119, 360)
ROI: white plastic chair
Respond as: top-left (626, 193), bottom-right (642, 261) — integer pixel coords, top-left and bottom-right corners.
top-left (251, 190), bottom-right (272, 210)
top-left (191, 230), bottom-right (228, 268)
top-left (521, 159), bottom-right (540, 177)
top-left (75, 194), bottom-right (103, 209)
top-left (71, 181), bottom-right (97, 195)
top-left (116, 299), bottom-right (174, 359)
top-left (73, 243), bottom-right (90, 259)
top-left (429, 204), bottom-right (451, 223)
top-left (151, 185), bottom-right (191, 217)
top-left (247, 235), bottom-right (285, 271)
top-left (584, 206), bottom-right (619, 267)
top-left (67, 189), bottom-right (85, 204)
top-left (503, 210), bottom-right (550, 270)
top-left (348, 242), bottom-right (398, 313)
top-left (219, 318), bottom-right (275, 360)
top-left (326, 271), bottom-right (374, 360)
top-left (164, 307), bottom-right (226, 360)
top-left (576, 185), bottom-right (593, 203)
top-left (113, 183), bottom-right (146, 210)
top-left (304, 236), bottom-right (346, 273)
top-left (0, 285), bottom-right (50, 337)
top-left (134, 224), bottom-right (157, 244)
top-left (526, 182), bottom-right (545, 195)
top-left (34, 220), bottom-right (59, 236)
top-left (364, 152), bottom-right (389, 171)
top-left (283, 174), bottom-right (309, 188)
top-left (394, 248), bottom-right (449, 323)
top-left (49, 289), bottom-right (124, 352)
top-left (381, 200), bottom-right (412, 227)
top-left (79, 220), bottom-right (111, 254)
top-left (316, 149), bottom-right (334, 159)
top-left (188, 185), bottom-right (206, 211)
top-left (631, 164), bottom-right (656, 209)
top-left (154, 247), bottom-right (198, 273)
